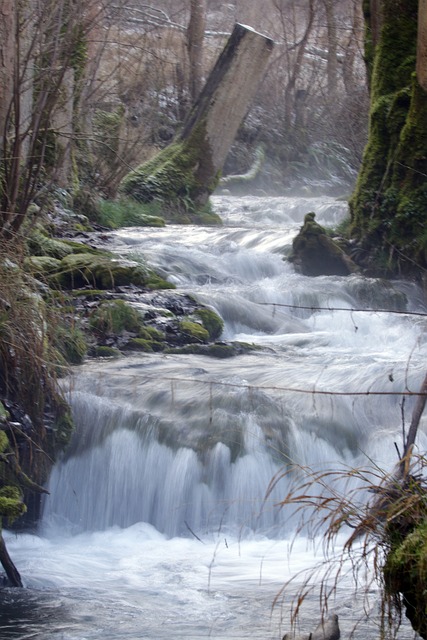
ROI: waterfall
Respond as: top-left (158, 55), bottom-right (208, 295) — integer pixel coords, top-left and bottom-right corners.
top-left (5, 195), bottom-right (427, 640)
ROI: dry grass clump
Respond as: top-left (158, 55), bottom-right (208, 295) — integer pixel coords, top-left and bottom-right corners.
top-left (267, 454), bottom-right (427, 639)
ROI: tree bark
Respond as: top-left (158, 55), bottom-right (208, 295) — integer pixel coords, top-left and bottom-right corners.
top-left (187, 0), bottom-right (206, 103)
top-left (323, 0), bottom-right (338, 99)
top-left (399, 371), bottom-right (427, 476)
top-left (349, 0), bottom-right (427, 273)
top-left (0, 0), bottom-right (16, 151)
top-left (417, 0), bottom-right (427, 90)
top-left (0, 534), bottom-right (23, 588)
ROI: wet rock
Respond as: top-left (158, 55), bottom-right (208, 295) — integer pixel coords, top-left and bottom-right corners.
top-left (289, 213), bottom-right (359, 277)
top-left (282, 614), bottom-right (340, 640)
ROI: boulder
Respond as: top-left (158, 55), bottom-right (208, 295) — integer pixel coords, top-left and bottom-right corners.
top-left (289, 213), bottom-right (358, 277)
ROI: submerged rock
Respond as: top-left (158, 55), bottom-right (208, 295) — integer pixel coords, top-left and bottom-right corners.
top-left (289, 213), bottom-right (359, 277)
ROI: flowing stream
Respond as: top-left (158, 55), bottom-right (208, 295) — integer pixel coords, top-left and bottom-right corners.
top-left (2, 195), bottom-right (427, 639)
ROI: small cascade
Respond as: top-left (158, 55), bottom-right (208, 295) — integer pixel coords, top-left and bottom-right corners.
top-left (43, 194), bottom-right (427, 541)
top-left (6, 195), bottom-right (427, 640)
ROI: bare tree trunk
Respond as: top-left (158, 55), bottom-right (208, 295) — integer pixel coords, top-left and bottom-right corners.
top-left (323, 0), bottom-right (338, 99)
top-left (342, 0), bottom-right (364, 93)
top-left (187, 0), bottom-right (207, 103)
top-left (0, 0), bottom-right (16, 150)
top-left (51, 68), bottom-right (75, 187)
top-left (18, 0), bottom-right (36, 163)
top-left (399, 371), bottom-right (427, 477)
top-left (417, 0), bottom-right (427, 90)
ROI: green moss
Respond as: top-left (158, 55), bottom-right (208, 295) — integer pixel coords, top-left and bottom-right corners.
top-left (57, 253), bottom-right (152, 289)
top-left (178, 320), bottom-right (209, 343)
top-left (0, 486), bottom-right (26, 522)
top-left (0, 431), bottom-right (9, 453)
top-left (93, 107), bottom-right (125, 169)
top-left (138, 326), bottom-right (164, 341)
top-left (24, 256), bottom-right (62, 277)
top-left (27, 228), bottom-right (73, 259)
top-left (350, 0), bottom-right (427, 273)
top-left (97, 198), bottom-right (165, 229)
top-left (166, 341), bottom-right (258, 358)
top-left (120, 122), bottom-right (223, 224)
top-left (384, 520), bottom-right (427, 638)
top-left (122, 338), bottom-right (164, 352)
top-left (194, 308), bottom-right (224, 340)
top-left (53, 409), bottom-right (74, 448)
top-left (89, 300), bottom-right (143, 336)
top-left (61, 240), bottom-right (105, 255)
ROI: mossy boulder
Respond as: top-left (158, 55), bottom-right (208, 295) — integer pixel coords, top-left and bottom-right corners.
top-left (89, 300), bottom-right (143, 337)
top-left (27, 227), bottom-right (74, 259)
top-left (24, 256), bottom-right (62, 277)
top-left (56, 253), bottom-right (173, 290)
top-left (289, 213), bottom-right (359, 277)
top-left (178, 319), bottom-right (210, 343)
top-left (194, 308), bottom-right (224, 341)
top-left (121, 338), bottom-right (164, 353)
top-left (166, 341), bottom-right (256, 358)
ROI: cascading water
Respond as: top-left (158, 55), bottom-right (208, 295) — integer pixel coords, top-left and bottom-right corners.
top-left (2, 195), bottom-right (427, 639)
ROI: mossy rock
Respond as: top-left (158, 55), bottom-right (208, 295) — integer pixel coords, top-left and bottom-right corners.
top-left (178, 319), bottom-right (209, 343)
top-left (89, 300), bottom-right (143, 336)
top-left (24, 256), bottom-right (62, 277)
top-left (194, 308), bottom-right (224, 341)
top-left (122, 338), bottom-right (164, 353)
top-left (56, 253), bottom-right (154, 289)
top-left (289, 213), bottom-right (359, 277)
top-left (90, 346), bottom-right (122, 359)
top-left (138, 326), bottom-right (164, 341)
top-left (166, 341), bottom-right (258, 358)
top-left (27, 228), bottom-right (74, 259)
top-left (97, 198), bottom-right (166, 229)
top-left (61, 240), bottom-right (106, 255)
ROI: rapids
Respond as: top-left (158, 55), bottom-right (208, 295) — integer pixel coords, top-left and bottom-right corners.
top-left (2, 195), bottom-right (427, 639)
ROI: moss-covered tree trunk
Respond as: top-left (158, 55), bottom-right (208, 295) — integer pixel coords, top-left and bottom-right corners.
top-left (350, 0), bottom-right (427, 274)
top-left (121, 23), bottom-right (274, 222)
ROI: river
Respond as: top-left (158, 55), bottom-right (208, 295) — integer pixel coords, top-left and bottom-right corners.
top-left (2, 195), bottom-right (426, 639)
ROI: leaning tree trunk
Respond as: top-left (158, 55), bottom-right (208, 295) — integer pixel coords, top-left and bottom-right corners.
top-left (120, 23), bottom-right (274, 222)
